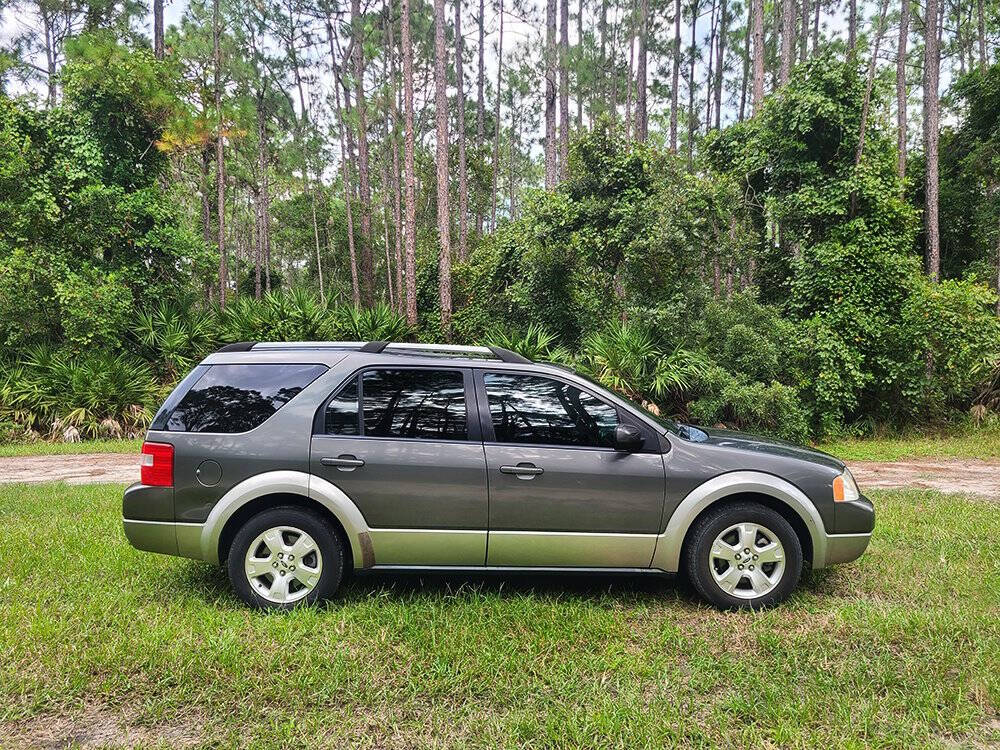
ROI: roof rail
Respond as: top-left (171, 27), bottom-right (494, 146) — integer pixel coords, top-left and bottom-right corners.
top-left (248, 340), bottom-right (532, 363)
top-left (216, 341), bottom-right (256, 352)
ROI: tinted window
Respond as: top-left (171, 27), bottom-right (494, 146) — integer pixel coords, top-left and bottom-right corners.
top-left (484, 373), bottom-right (618, 448)
top-left (167, 364), bottom-right (327, 433)
top-left (324, 376), bottom-right (360, 435)
top-left (362, 369), bottom-right (467, 440)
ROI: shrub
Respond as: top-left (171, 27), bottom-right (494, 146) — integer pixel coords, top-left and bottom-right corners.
top-left (0, 346), bottom-right (161, 438)
top-left (217, 289), bottom-right (333, 343)
top-left (688, 364), bottom-right (811, 443)
top-left (332, 302), bottom-right (414, 341)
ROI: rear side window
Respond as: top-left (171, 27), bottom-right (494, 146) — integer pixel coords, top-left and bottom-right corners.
top-left (165, 364), bottom-right (327, 433)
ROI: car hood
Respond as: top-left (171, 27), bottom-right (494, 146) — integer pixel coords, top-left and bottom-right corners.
top-left (692, 426), bottom-right (846, 472)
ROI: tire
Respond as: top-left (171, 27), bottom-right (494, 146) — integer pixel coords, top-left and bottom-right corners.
top-left (683, 501), bottom-right (803, 610)
top-left (227, 506), bottom-right (345, 610)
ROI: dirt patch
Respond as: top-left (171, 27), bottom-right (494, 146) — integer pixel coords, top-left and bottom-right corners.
top-left (0, 705), bottom-right (204, 749)
top-left (0, 454), bottom-right (138, 485)
top-left (849, 458), bottom-right (1000, 499)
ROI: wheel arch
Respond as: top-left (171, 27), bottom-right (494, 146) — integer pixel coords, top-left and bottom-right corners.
top-left (651, 471), bottom-right (827, 573)
top-left (200, 471), bottom-right (373, 569)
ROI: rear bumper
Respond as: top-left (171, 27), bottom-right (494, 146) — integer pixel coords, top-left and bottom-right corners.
top-left (123, 518), bottom-right (206, 560)
top-left (823, 532), bottom-right (872, 566)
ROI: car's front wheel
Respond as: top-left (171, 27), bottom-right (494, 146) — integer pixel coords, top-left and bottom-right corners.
top-left (684, 501), bottom-right (803, 610)
top-left (227, 506), bottom-right (344, 610)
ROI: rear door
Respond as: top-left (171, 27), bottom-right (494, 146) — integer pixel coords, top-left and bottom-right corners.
top-left (477, 370), bottom-right (665, 568)
top-left (310, 366), bottom-right (488, 566)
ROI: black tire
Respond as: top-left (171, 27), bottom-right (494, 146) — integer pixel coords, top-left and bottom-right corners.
top-left (227, 505), bottom-right (345, 610)
top-left (683, 501), bottom-right (803, 610)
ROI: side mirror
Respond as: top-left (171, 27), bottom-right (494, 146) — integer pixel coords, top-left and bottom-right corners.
top-left (614, 424), bottom-right (644, 452)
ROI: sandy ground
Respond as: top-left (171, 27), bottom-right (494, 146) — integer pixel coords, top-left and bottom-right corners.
top-left (0, 452), bottom-right (999, 498)
top-left (0, 453), bottom-right (140, 485)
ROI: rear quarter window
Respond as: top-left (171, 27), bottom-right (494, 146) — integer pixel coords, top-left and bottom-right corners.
top-left (162, 363), bottom-right (327, 433)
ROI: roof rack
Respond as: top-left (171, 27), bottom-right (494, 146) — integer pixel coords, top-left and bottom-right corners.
top-left (244, 340), bottom-right (532, 364)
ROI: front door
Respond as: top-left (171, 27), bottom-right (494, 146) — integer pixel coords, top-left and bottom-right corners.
top-left (310, 367), bottom-right (488, 566)
top-left (477, 371), bottom-right (666, 568)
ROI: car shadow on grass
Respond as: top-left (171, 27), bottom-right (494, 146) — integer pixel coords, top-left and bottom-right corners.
top-left (173, 558), bottom-right (840, 610)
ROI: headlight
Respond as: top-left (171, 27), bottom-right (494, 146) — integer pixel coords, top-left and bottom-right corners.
top-left (833, 469), bottom-right (860, 503)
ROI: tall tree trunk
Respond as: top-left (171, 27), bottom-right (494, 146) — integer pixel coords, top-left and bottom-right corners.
top-left (456, 0), bottom-right (470, 259)
top-left (751, 0), bottom-right (765, 110)
top-left (799, 0), bottom-right (809, 61)
top-left (153, 0), bottom-right (164, 58)
top-left (687, 0), bottom-right (698, 169)
top-left (780, 0), bottom-right (794, 83)
top-left (255, 94), bottom-right (269, 299)
top-left (687, 0), bottom-right (699, 172)
top-left (896, 0), bottom-right (909, 180)
top-left (43, 12), bottom-right (57, 105)
top-left (433, 0), bottom-right (453, 334)
top-left (213, 0), bottom-right (227, 308)
top-left (600, 0), bottom-right (608, 113)
top-left (333, 79), bottom-right (361, 307)
top-left (491, 0), bottom-right (504, 229)
top-left (545, 0), bottom-right (558, 189)
top-left (977, 0), bottom-right (987, 66)
top-left (924, 0), bottom-right (941, 280)
top-left (388, 7), bottom-right (404, 309)
top-left (559, 0), bottom-right (570, 177)
top-left (705, 0), bottom-right (717, 130)
top-left (352, 0), bottom-right (375, 305)
top-left (635, 0), bottom-right (649, 140)
top-left (739, 0), bottom-right (750, 120)
top-left (476, 0), bottom-right (486, 236)
top-left (402, 0), bottom-right (419, 324)
top-left (812, 0), bottom-right (820, 54)
top-left (855, 0), bottom-right (891, 170)
top-left (848, 0), bottom-right (857, 52)
top-left (577, 0), bottom-right (584, 127)
top-left (713, 0), bottom-right (727, 130)
top-left (670, 0), bottom-right (681, 151)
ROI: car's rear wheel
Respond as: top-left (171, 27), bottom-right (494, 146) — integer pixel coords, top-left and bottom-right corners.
top-left (227, 506), bottom-right (344, 610)
top-left (684, 501), bottom-right (802, 610)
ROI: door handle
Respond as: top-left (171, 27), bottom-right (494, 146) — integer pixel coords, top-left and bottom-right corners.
top-left (321, 455), bottom-right (365, 469)
top-left (499, 463), bottom-right (544, 477)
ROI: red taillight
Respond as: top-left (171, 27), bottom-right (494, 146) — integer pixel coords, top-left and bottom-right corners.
top-left (140, 442), bottom-right (174, 487)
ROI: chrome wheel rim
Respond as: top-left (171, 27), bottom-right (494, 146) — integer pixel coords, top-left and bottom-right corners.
top-left (709, 522), bottom-right (785, 600)
top-left (244, 526), bottom-right (323, 604)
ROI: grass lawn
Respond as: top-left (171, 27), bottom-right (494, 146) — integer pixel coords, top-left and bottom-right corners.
top-left (0, 484), bottom-right (997, 748)
top-left (0, 438), bottom-right (142, 458)
top-left (816, 427), bottom-right (1000, 462)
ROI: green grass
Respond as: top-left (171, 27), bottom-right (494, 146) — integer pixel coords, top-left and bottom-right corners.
top-left (815, 427), bottom-right (1000, 462)
top-left (0, 437), bottom-right (142, 457)
top-left (0, 484), bottom-right (997, 748)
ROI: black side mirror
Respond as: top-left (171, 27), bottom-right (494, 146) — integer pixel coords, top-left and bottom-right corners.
top-left (614, 424), bottom-right (644, 452)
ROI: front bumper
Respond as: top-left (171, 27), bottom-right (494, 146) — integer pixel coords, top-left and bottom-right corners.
top-left (823, 531), bottom-right (872, 565)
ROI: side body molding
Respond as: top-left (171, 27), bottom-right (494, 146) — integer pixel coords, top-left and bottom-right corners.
top-left (198, 470), bottom-right (372, 567)
top-left (651, 471), bottom-right (828, 573)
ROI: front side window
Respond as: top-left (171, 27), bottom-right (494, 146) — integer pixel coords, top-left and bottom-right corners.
top-left (363, 369), bottom-right (468, 440)
top-left (324, 369), bottom-right (468, 440)
top-left (484, 372), bottom-right (619, 448)
top-left (166, 363), bottom-right (327, 433)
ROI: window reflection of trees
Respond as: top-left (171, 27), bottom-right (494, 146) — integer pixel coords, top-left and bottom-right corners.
top-left (362, 370), bottom-right (467, 441)
top-left (168, 364), bottom-right (325, 433)
top-left (485, 374), bottom-right (618, 448)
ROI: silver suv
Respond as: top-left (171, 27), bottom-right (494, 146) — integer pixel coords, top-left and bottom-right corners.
top-left (123, 341), bottom-right (874, 610)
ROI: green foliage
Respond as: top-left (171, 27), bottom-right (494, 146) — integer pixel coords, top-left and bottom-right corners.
top-left (480, 323), bottom-right (569, 362)
top-left (577, 321), bottom-right (709, 403)
top-left (0, 346), bottom-right (160, 439)
top-left (134, 299), bottom-right (217, 380)
top-left (332, 303), bottom-right (414, 341)
top-left (216, 289), bottom-right (332, 343)
top-left (688, 365), bottom-right (811, 443)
